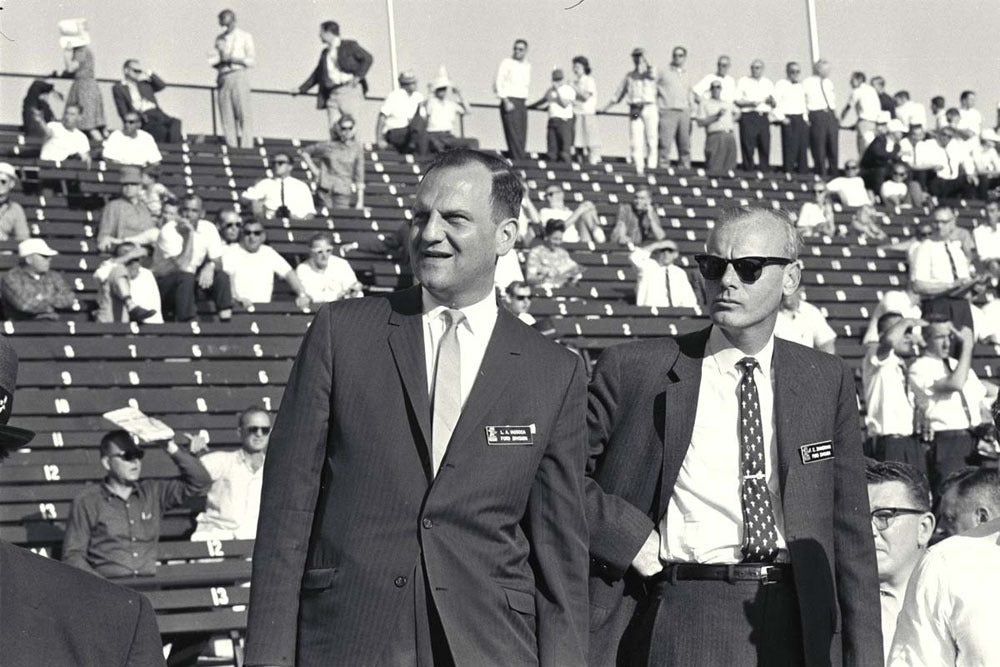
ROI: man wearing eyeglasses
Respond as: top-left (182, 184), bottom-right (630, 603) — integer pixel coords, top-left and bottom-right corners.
top-left (240, 152), bottom-right (315, 220)
top-left (586, 207), bottom-right (880, 666)
top-left (101, 110), bottom-right (162, 168)
top-left (111, 58), bottom-right (182, 144)
top-left (300, 115), bottom-right (365, 211)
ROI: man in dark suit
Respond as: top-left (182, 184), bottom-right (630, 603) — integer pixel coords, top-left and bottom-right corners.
top-left (586, 208), bottom-right (882, 666)
top-left (0, 336), bottom-right (164, 666)
top-left (111, 59), bottom-right (183, 143)
top-left (245, 148), bottom-right (589, 666)
top-left (297, 20), bottom-right (373, 129)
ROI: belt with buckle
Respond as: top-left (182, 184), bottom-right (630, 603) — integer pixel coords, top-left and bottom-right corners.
top-left (651, 562), bottom-right (790, 585)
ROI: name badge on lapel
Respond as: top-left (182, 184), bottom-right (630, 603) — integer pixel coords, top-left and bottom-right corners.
top-left (485, 424), bottom-right (535, 446)
top-left (799, 440), bottom-right (834, 464)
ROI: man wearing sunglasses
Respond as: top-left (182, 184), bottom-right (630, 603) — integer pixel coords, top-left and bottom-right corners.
top-left (240, 152), bottom-right (315, 220)
top-left (111, 58), bottom-right (182, 143)
top-left (221, 219), bottom-right (311, 309)
top-left (101, 110), bottom-right (163, 168)
top-left (0, 162), bottom-right (30, 243)
top-left (586, 207), bottom-right (880, 666)
top-left (300, 115), bottom-right (365, 211)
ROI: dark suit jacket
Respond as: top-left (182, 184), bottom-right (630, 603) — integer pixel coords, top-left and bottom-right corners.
top-left (585, 328), bottom-right (882, 667)
top-left (298, 39), bottom-right (373, 108)
top-left (861, 134), bottom-right (899, 169)
top-left (0, 540), bottom-right (164, 666)
top-left (111, 74), bottom-right (167, 121)
top-left (245, 286), bottom-right (589, 666)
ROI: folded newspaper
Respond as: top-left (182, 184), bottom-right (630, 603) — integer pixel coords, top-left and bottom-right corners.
top-left (102, 406), bottom-right (175, 443)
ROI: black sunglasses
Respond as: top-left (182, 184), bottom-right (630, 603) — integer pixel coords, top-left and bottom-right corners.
top-left (110, 450), bottom-right (145, 462)
top-left (272, 160), bottom-right (290, 165)
top-left (512, 295), bottom-right (531, 301)
top-left (247, 426), bottom-right (271, 435)
top-left (694, 254), bottom-right (793, 283)
top-left (244, 229), bottom-right (265, 237)
top-left (339, 124), bottom-right (355, 131)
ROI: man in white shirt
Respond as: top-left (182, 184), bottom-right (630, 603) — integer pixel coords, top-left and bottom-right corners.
top-left (693, 55), bottom-right (736, 104)
top-left (974, 199), bottom-right (1000, 276)
top-left (773, 287), bottom-right (836, 353)
top-left (101, 111), bottom-right (162, 167)
top-left (209, 9), bottom-right (255, 148)
top-left (93, 242), bottom-right (161, 324)
top-left (628, 239), bottom-right (698, 308)
top-left (931, 126), bottom-right (978, 200)
top-left (892, 91), bottom-right (927, 130)
top-left (804, 59), bottom-right (838, 176)
top-left (503, 280), bottom-right (537, 326)
top-left (240, 152), bottom-right (315, 220)
top-left (39, 104), bottom-right (91, 167)
top-left (294, 232), bottom-right (361, 303)
top-left (910, 205), bottom-right (977, 331)
top-left (537, 184), bottom-right (604, 244)
top-left (734, 59), bottom-right (775, 170)
top-left (936, 467), bottom-right (1000, 539)
top-left (773, 61), bottom-right (809, 174)
top-left (495, 39), bottom-right (531, 161)
top-left (376, 70), bottom-right (427, 156)
top-left (957, 90), bottom-right (983, 140)
top-left (603, 47), bottom-right (659, 174)
top-left (826, 160), bottom-right (872, 207)
top-left (841, 71), bottom-right (882, 157)
top-left (899, 125), bottom-right (946, 192)
top-left (530, 69), bottom-right (575, 163)
top-left (221, 219), bottom-right (310, 308)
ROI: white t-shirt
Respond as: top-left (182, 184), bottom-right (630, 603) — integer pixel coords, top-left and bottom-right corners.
top-left (774, 301), bottom-right (837, 349)
top-left (241, 176), bottom-right (316, 219)
top-left (848, 83), bottom-right (881, 122)
top-left (380, 89), bottom-right (426, 132)
top-left (294, 256), bottom-right (358, 303)
top-left (155, 219), bottom-right (224, 274)
top-left (426, 98), bottom-right (463, 133)
top-left (974, 224), bottom-right (1000, 261)
top-left (40, 122), bottom-right (90, 162)
top-left (880, 179), bottom-right (909, 203)
top-left (957, 108), bottom-right (983, 137)
top-left (101, 129), bottom-right (162, 166)
top-left (826, 176), bottom-right (871, 207)
top-left (93, 261), bottom-right (164, 324)
top-left (222, 244), bottom-right (292, 303)
top-left (796, 201), bottom-right (831, 230)
top-left (548, 83), bottom-right (576, 121)
top-left (908, 355), bottom-right (987, 430)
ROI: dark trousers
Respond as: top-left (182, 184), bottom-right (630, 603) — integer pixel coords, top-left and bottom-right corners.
top-left (379, 560), bottom-right (454, 667)
top-left (921, 297), bottom-right (974, 333)
top-left (422, 131), bottom-right (479, 155)
top-left (546, 117), bottom-right (574, 162)
top-left (873, 435), bottom-right (927, 477)
top-left (931, 430), bottom-right (976, 491)
top-left (631, 577), bottom-right (804, 666)
top-left (386, 114), bottom-right (429, 156)
top-left (704, 131), bottom-right (738, 174)
top-left (739, 112), bottom-right (770, 170)
top-left (808, 110), bottom-right (839, 176)
top-left (500, 98), bottom-right (528, 160)
top-left (930, 176), bottom-right (973, 201)
top-left (977, 174), bottom-right (1000, 200)
top-left (157, 270), bottom-right (233, 322)
top-left (781, 116), bottom-right (810, 173)
top-left (142, 108), bottom-right (183, 144)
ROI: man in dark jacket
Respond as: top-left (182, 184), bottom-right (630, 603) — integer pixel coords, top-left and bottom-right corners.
top-left (112, 59), bottom-right (183, 143)
top-left (297, 20), bottom-right (373, 129)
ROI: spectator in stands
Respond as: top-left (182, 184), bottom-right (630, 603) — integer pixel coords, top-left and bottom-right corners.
top-left (300, 114), bottom-right (364, 211)
top-left (841, 71), bottom-right (881, 157)
top-left (240, 152), bottom-right (315, 220)
top-left (294, 232), bottom-right (361, 303)
top-left (973, 129), bottom-right (1000, 199)
top-left (629, 238), bottom-right (698, 308)
top-left (603, 47), bottom-right (658, 174)
top-left (100, 110), bottom-right (162, 167)
top-left (111, 59), bottom-right (183, 143)
top-left (93, 241), bottom-right (160, 324)
top-left (734, 59), bottom-right (775, 170)
top-left (297, 20), bottom-right (372, 128)
top-left (696, 79), bottom-right (739, 174)
top-left (974, 200), bottom-right (1000, 275)
top-left (957, 90), bottom-right (983, 139)
top-left (880, 163), bottom-right (926, 208)
top-left (21, 79), bottom-right (60, 138)
top-left (931, 127), bottom-right (977, 200)
top-left (424, 73), bottom-right (475, 154)
top-left (377, 70), bottom-right (427, 156)
top-left (96, 167), bottom-right (156, 253)
top-left (191, 407), bottom-right (272, 541)
top-left (611, 187), bottom-right (665, 245)
top-left (503, 280), bottom-right (537, 326)
top-left (936, 468), bottom-right (1000, 538)
top-left (899, 124), bottom-right (945, 192)
top-left (215, 208), bottom-right (242, 246)
top-left (495, 39), bottom-right (531, 161)
top-left (773, 61), bottom-right (809, 174)
top-left (851, 203), bottom-right (889, 242)
top-left (871, 76), bottom-right (895, 115)
top-left (827, 159), bottom-right (872, 207)
top-left (796, 181), bottom-right (837, 237)
top-left (656, 45), bottom-right (694, 169)
top-left (862, 289), bottom-right (924, 346)
top-left (805, 58), bottom-right (839, 176)
top-left (538, 184), bottom-right (605, 243)
top-left (860, 115), bottom-right (902, 194)
top-left (138, 164), bottom-right (169, 218)
top-left (221, 218), bottom-right (310, 308)
top-left (209, 9), bottom-right (255, 148)
top-left (866, 460), bottom-right (935, 660)
top-left (39, 104), bottom-right (92, 167)
top-left (774, 286), bottom-right (837, 353)
top-left (930, 95), bottom-right (947, 130)
top-left (529, 68), bottom-right (575, 163)
top-left (692, 54), bottom-right (735, 103)
top-left (0, 163), bottom-right (30, 242)
top-left (525, 220), bottom-right (582, 288)
top-left (570, 55), bottom-right (600, 164)
top-left (910, 205), bottom-right (977, 330)
top-left (153, 194), bottom-right (233, 322)
top-left (893, 91), bottom-right (927, 129)
top-left (0, 239), bottom-right (75, 321)
top-left (57, 19), bottom-right (106, 142)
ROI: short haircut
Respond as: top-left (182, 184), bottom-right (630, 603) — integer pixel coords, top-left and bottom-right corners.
top-left (337, 113), bottom-right (356, 128)
top-left (420, 148), bottom-right (523, 223)
top-left (673, 46), bottom-right (687, 56)
top-left (932, 203), bottom-right (954, 217)
top-left (876, 310), bottom-right (903, 336)
top-left (321, 20), bottom-right (340, 35)
top-left (871, 76), bottom-right (885, 86)
top-left (506, 280), bottom-right (530, 296)
top-left (786, 61), bottom-right (800, 70)
top-left (161, 195), bottom-right (180, 210)
top-left (183, 193), bottom-right (202, 209)
top-left (271, 152), bottom-right (291, 163)
top-left (713, 207), bottom-right (799, 259)
top-left (218, 9), bottom-right (235, 20)
top-left (865, 460), bottom-right (932, 511)
top-left (931, 95), bottom-right (945, 107)
top-left (960, 90), bottom-right (975, 102)
top-left (308, 231), bottom-right (334, 247)
top-left (571, 55), bottom-right (591, 75)
top-left (216, 206), bottom-right (239, 221)
top-left (100, 429), bottom-right (135, 457)
top-left (945, 107), bottom-right (960, 121)
top-left (544, 219), bottom-right (566, 236)
top-left (122, 59), bottom-right (139, 70)
top-left (939, 467), bottom-right (1000, 511)
top-left (895, 90), bottom-right (910, 100)
top-left (923, 311), bottom-right (951, 326)
top-left (239, 405), bottom-right (270, 429)
top-left (851, 71), bottom-right (866, 83)
top-left (514, 38), bottom-right (528, 48)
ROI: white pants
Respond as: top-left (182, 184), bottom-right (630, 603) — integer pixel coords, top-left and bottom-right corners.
top-left (218, 69), bottom-right (253, 148)
top-left (630, 103), bottom-right (659, 172)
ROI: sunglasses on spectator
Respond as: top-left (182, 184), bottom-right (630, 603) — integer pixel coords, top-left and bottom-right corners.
top-left (124, 118), bottom-right (141, 125)
top-left (221, 222), bottom-right (241, 228)
top-left (871, 507), bottom-right (925, 531)
top-left (814, 187), bottom-right (826, 193)
top-left (244, 229), bottom-right (265, 237)
top-left (339, 124), bottom-right (355, 131)
top-left (893, 171), bottom-right (908, 177)
top-left (272, 159), bottom-right (290, 165)
top-left (694, 254), bottom-right (793, 283)
top-left (246, 426), bottom-right (271, 435)
top-left (846, 164), bottom-right (859, 170)
top-left (110, 450), bottom-right (145, 462)
top-left (512, 294), bottom-right (532, 301)
top-left (662, 247), bottom-right (678, 254)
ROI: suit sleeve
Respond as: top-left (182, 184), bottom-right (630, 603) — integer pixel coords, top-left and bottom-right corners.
top-left (245, 304), bottom-right (335, 667)
top-left (125, 593), bottom-right (167, 666)
top-left (112, 85), bottom-right (132, 121)
top-left (527, 355), bottom-right (589, 666)
top-left (148, 73), bottom-right (167, 93)
top-left (352, 42), bottom-right (374, 80)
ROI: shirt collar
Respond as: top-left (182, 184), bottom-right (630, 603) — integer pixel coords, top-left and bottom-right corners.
top-left (706, 325), bottom-right (776, 382)
top-left (869, 349), bottom-right (901, 368)
top-left (421, 287), bottom-right (498, 337)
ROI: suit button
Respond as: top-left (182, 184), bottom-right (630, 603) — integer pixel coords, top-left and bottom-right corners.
top-left (394, 576), bottom-right (408, 588)
top-left (422, 518), bottom-right (433, 529)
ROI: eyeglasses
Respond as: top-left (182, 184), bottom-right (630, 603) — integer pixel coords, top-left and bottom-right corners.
top-left (272, 160), bottom-right (290, 166)
top-left (871, 507), bottom-right (926, 531)
top-left (124, 119), bottom-right (141, 125)
top-left (512, 294), bottom-right (532, 301)
top-left (110, 450), bottom-right (145, 462)
top-left (339, 124), bottom-right (355, 131)
top-left (246, 426), bottom-right (271, 435)
top-left (693, 254), bottom-right (794, 283)
top-left (244, 229), bottom-right (265, 237)
top-left (846, 164), bottom-right (860, 170)
top-left (788, 68), bottom-right (801, 74)
top-left (893, 171), bottom-right (908, 177)
top-left (221, 222), bottom-right (241, 229)
top-left (0, 177), bottom-right (12, 186)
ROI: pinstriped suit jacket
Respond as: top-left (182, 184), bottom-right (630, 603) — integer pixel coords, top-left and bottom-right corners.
top-left (245, 286), bottom-right (589, 666)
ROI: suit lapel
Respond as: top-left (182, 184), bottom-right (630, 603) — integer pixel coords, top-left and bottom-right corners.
top-left (387, 287), bottom-right (431, 449)
top-left (772, 339), bottom-right (811, 497)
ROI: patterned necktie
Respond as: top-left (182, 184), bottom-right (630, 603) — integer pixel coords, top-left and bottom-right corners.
top-left (736, 357), bottom-right (780, 563)
top-left (431, 309), bottom-right (464, 476)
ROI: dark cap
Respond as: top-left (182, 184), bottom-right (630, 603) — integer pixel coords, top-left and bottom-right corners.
top-left (100, 429), bottom-right (145, 459)
top-left (0, 337), bottom-right (35, 457)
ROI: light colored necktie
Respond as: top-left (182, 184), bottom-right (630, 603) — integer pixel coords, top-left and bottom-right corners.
top-left (431, 309), bottom-right (464, 476)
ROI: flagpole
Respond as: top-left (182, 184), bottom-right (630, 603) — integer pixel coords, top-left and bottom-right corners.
top-left (386, 0), bottom-right (400, 87)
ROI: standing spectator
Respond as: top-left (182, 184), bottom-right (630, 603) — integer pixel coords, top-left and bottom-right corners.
top-left (931, 127), bottom-right (977, 200)
top-left (376, 71), bottom-right (427, 156)
top-left (21, 79), bottom-right (60, 138)
top-left (893, 91), bottom-right (927, 129)
top-left (100, 111), bottom-right (162, 167)
top-left (827, 160), bottom-right (872, 207)
top-left (525, 220), bottom-right (582, 288)
top-left (191, 407), bottom-right (272, 541)
top-left (570, 55), bottom-right (600, 164)
top-left (629, 239), bottom-right (698, 308)
top-left (910, 205), bottom-right (976, 329)
top-left (221, 219), bottom-right (310, 308)
top-left (0, 239), bottom-right (75, 321)
top-left (804, 59), bottom-right (839, 176)
top-left (494, 39), bottom-right (531, 161)
top-left (93, 242), bottom-right (160, 324)
top-left (795, 181), bottom-right (836, 237)
top-left (973, 128), bottom-right (1000, 199)
top-left (538, 184), bottom-right (604, 243)
top-left (773, 61), bottom-right (809, 174)
top-left (0, 163), bottom-right (30, 242)
top-left (603, 47), bottom-right (658, 174)
top-left (841, 71), bottom-right (882, 157)
top-left (696, 79), bottom-right (739, 174)
top-left (774, 287), bottom-right (837, 353)
top-left (209, 9), bottom-right (255, 148)
top-left (871, 76), bottom-right (895, 115)
top-left (930, 96), bottom-right (947, 130)
top-left (240, 152), bottom-right (315, 220)
top-left (936, 468), bottom-right (1000, 539)
top-left (957, 90), bottom-right (983, 139)
top-left (610, 187), bottom-right (665, 245)
top-left (656, 45), bottom-right (694, 168)
top-left (503, 280), bottom-right (537, 326)
top-left (860, 115), bottom-right (902, 193)
top-left (297, 20), bottom-right (372, 128)
top-left (57, 19), bottom-right (105, 142)
top-left (529, 69), bottom-right (575, 163)
top-left (734, 59), bottom-right (775, 170)
top-left (880, 163), bottom-right (926, 208)
top-left (424, 74), bottom-right (475, 153)
top-left (294, 232), bottom-right (361, 303)
top-left (692, 55), bottom-right (736, 103)
top-left (111, 59), bottom-right (183, 143)
top-left (215, 208), bottom-right (243, 246)
top-left (300, 115), bottom-right (364, 210)
top-left (138, 165), bottom-right (169, 218)
top-left (96, 167), bottom-right (156, 253)
top-left (39, 104), bottom-right (92, 167)
top-left (851, 203), bottom-right (889, 242)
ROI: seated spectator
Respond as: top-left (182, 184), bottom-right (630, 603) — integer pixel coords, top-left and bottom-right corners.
top-left (892, 90), bottom-right (926, 129)
top-left (910, 205), bottom-right (977, 330)
top-left (851, 203), bottom-right (889, 242)
top-left (138, 165), bottom-right (169, 219)
top-left (972, 128), bottom-right (1000, 200)
top-left (931, 126), bottom-right (978, 201)
top-left (538, 184), bottom-right (605, 244)
top-left (300, 115), bottom-right (364, 211)
top-left (240, 152), bottom-right (315, 220)
top-left (111, 59), bottom-right (182, 144)
top-left (221, 219), bottom-right (310, 308)
top-left (610, 187), bottom-right (665, 245)
top-left (628, 239), bottom-right (698, 308)
top-left (826, 160), bottom-right (872, 207)
top-left (974, 200), bottom-right (1000, 275)
top-left (0, 163), bottom-right (30, 242)
top-left (216, 208), bottom-right (243, 246)
top-left (795, 181), bottom-right (836, 237)
top-left (152, 194), bottom-right (233, 322)
top-left (695, 79), bottom-right (739, 174)
top-left (524, 220), bottom-right (582, 288)
top-left (376, 70), bottom-right (427, 156)
top-left (100, 110), bottom-right (162, 167)
top-left (96, 167), bottom-right (157, 253)
top-left (191, 407), bottom-right (271, 541)
top-left (21, 79), bottom-right (60, 138)
top-left (862, 288), bottom-right (923, 346)
top-left (866, 461), bottom-right (935, 660)
top-left (936, 468), bottom-right (1000, 539)
top-left (898, 124), bottom-right (945, 192)
top-left (38, 104), bottom-right (92, 167)
top-left (774, 286), bottom-right (837, 353)
top-left (860, 116), bottom-right (903, 193)
top-left (0, 239), bottom-right (75, 321)
top-left (93, 242), bottom-right (160, 323)
top-left (503, 281), bottom-right (537, 326)
top-left (529, 68), bottom-right (576, 163)
top-left (424, 73), bottom-right (477, 153)
top-left (294, 232), bottom-right (361, 303)
top-left (494, 246), bottom-right (524, 292)
top-left (879, 163), bottom-right (926, 208)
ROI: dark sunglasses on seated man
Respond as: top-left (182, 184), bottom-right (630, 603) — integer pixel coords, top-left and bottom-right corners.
top-left (694, 254), bottom-right (794, 284)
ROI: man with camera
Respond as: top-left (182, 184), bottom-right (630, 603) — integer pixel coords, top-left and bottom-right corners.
top-left (604, 47), bottom-right (659, 174)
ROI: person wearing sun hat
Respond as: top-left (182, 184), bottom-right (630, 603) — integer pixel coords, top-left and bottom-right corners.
top-left (0, 237), bottom-right (76, 320)
top-left (376, 69), bottom-right (428, 156)
top-left (0, 336), bottom-right (164, 665)
top-left (0, 162), bottom-right (30, 242)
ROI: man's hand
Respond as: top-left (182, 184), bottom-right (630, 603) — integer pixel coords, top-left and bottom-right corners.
top-left (177, 220), bottom-right (193, 238)
top-left (97, 237), bottom-right (119, 253)
top-left (501, 98), bottom-right (514, 113)
top-left (294, 294), bottom-right (311, 309)
top-left (197, 265), bottom-right (215, 290)
top-left (631, 530), bottom-right (664, 577)
top-left (185, 433), bottom-right (210, 456)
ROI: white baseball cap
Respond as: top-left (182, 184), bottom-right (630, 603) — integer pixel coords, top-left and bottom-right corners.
top-left (0, 163), bottom-right (16, 182)
top-left (18, 239), bottom-right (58, 258)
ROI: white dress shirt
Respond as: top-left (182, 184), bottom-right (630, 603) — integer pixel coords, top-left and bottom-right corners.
top-left (735, 76), bottom-right (775, 113)
top-left (958, 108), bottom-right (983, 137)
top-left (803, 75), bottom-right (836, 111)
top-left (629, 248), bottom-right (698, 308)
top-left (295, 257), bottom-right (358, 303)
top-left (40, 122), bottom-right (90, 162)
top-left (495, 58), bottom-right (531, 99)
top-left (209, 27), bottom-right (255, 73)
top-left (693, 73), bottom-right (736, 103)
top-left (939, 139), bottom-right (976, 180)
top-left (155, 219), bottom-right (224, 274)
top-left (910, 238), bottom-right (972, 286)
top-left (895, 101), bottom-right (927, 129)
top-left (973, 224), bottom-right (1000, 261)
top-left (422, 288), bottom-right (498, 409)
top-left (192, 449), bottom-right (264, 540)
top-left (774, 301), bottom-right (836, 349)
top-left (772, 79), bottom-right (807, 120)
top-left (222, 244), bottom-right (293, 303)
top-left (849, 83), bottom-right (882, 122)
top-left (908, 355), bottom-right (987, 431)
top-left (902, 138), bottom-right (947, 170)
top-left (124, 79), bottom-right (157, 114)
top-left (881, 586), bottom-right (903, 665)
top-left (380, 89), bottom-right (426, 132)
top-left (659, 327), bottom-right (787, 564)
top-left (241, 175), bottom-right (316, 219)
top-left (864, 351), bottom-right (915, 437)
